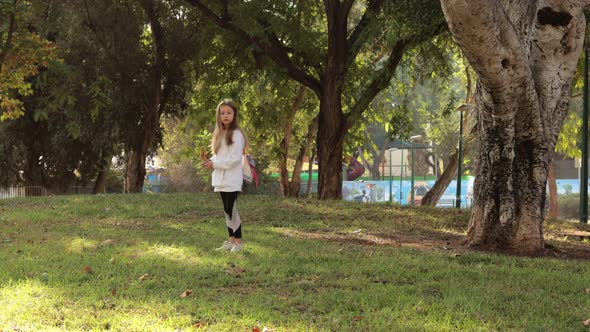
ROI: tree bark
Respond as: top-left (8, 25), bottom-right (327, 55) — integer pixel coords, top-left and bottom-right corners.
top-left (278, 86), bottom-right (307, 196)
top-left (93, 156), bottom-right (111, 194)
top-left (125, 0), bottom-right (164, 193)
top-left (289, 115), bottom-right (318, 197)
top-left (548, 160), bottom-right (558, 219)
top-left (359, 133), bottom-right (390, 180)
top-left (441, 0), bottom-right (587, 253)
top-left (421, 149), bottom-right (458, 206)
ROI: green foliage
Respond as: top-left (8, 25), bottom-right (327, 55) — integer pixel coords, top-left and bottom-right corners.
top-left (556, 112), bottom-right (582, 159)
top-left (0, 1), bottom-right (56, 121)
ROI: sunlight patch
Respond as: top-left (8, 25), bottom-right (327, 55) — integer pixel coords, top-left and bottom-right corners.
top-left (0, 280), bottom-right (64, 328)
top-left (139, 244), bottom-right (204, 265)
top-left (67, 237), bottom-right (99, 253)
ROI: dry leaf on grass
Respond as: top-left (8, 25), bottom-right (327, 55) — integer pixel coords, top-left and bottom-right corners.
top-left (193, 321), bottom-right (206, 328)
top-left (179, 289), bottom-right (193, 298)
top-left (139, 274), bottom-right (151, 281)
top-left (583, 319), bottom-right (590, 326)
top-left (82, 265), bottom-right (93, 274)
top-left (262, 327), bottom-right (276, 332)
top-left (585, 288), bottom-right (590, 294)
top-left (224, 267), bottom-right (246, 276)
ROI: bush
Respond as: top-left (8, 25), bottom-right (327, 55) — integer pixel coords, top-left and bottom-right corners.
top-left (557, 194), bottom-right (586, 219)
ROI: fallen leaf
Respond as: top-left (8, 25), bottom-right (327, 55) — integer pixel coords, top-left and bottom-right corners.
top-left (352, 316), bottom-right (363, 321)
top-left (224, 267), bottom-right (246, 276)
top-left (252, 328), bottom-right (261, 332)
top-left (82, 265), bottom-right (93, 274)
top-left (180, 289), bottom-right (193, 298)
top-left (583, 319), bottom-right (590, 326)
top-left (139, 274), bottom-right (151, 281)
top-left (110, 257), bottom-right (116, 264)
top-left (475, 312), bottom-right (484, 322)
top-left (585, 288), bottom-right (590, 294)
top-left (352, 229), bottom-right (362, 234)
top-left (416, 307), bottom-right (424, 314)
top-left (110, 288), bottom-right (117, 296)
top-left (193, 321), bottom-right (206, 328)
top-left (262, 327), bottom-right (276, 332)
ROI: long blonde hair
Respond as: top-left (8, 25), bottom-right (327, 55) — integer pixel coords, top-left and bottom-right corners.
top-left (211, 99), bottom-right (246, 154)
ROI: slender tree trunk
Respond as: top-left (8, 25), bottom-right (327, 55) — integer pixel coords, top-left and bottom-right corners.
top-left (278, 86), bottom-right (307, 196)
top-left (441, 0), bottom-right (586, 253)
top-left (359, 135), bottom-right (389, 180)
top-left (421, 150), bottom-right (458, 206)
top-left (93, 157), bottom-right (111, 194)
top-left (422, 106), bottom-right (475, 206)
top-left (289, 115), bottom-right (318, 197)
top-left (306, 148), bottom-right (315, 198)
top-left (548, 160), bottom-right (558, 219)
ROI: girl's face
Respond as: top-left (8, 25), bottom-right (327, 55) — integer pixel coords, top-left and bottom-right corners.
top-left (219, 105), bottom-right (235, 128)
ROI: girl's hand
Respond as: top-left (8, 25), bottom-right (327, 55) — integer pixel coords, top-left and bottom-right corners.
top-left (199, 149), bottom-right (209, 162)
top-left (202, 159), bottom-right (214, 170)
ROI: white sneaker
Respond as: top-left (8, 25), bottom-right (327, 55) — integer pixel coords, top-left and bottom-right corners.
top-left (230, 243), bottom-right (243, 252)
top-left (215, 241), bottom-right (233, 251)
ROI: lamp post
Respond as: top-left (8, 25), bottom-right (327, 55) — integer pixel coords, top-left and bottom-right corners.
top-left (409, 135), bottom-right (422, 205)
top-left (581, 46), bottom-right (588, 224)
top-left (400, 147), bottom-right (404, 203)
top-left (388, 148), bottom-right (397, 203)
top-left (456, 104), bottom-right (472, 209)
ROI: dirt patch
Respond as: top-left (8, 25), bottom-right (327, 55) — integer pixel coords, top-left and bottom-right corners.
top-left (279, 228), bottom-right (590, 260)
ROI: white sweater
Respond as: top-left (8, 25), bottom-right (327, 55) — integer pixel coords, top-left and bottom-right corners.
top-left (210, 130), bottom-right (244, 192)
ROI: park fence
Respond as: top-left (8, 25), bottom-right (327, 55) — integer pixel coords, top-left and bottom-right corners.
top-left (0, 186), bottom-right (49, 199)
top-left (0, 186), bottom-right (25, 199)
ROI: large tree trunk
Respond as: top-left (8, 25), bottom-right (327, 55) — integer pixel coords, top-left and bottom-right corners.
top-left (316, 2), bottom-right (348, 200)
top-left (125, 0), bottom-right (164, 194)
top-left (317, 93), bottom-right (346, 199)
top-left (441, 0), bottom-right (586, 253)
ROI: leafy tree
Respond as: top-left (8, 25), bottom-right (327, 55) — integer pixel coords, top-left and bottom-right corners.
top-left (0, 0), bottom-right (55, 121)
top-left (441, 0), bottom-right (588, 253)
top-left (81, 0), bottom-right (209, 192)
top-left (185, 0), bottom-right (446, 199)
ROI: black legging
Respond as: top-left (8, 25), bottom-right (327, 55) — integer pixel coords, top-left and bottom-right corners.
top-left (220, 191), bottom-right (241, 238)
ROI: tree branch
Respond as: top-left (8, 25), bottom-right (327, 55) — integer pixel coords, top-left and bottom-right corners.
top-left (0, 1), bottom-right (17, 73)
top-left (345, 23), bottom-right (446, 129)
top-left (140, 0), bottom-right (166, 115)
top-left (345, 0), bottom-right (384, 69)
top-left (185, 0), bottom-right (322, 94)
top-left (344, 38), bottom-right (407, 129)
top-left (441, 0), bottom-right (527, 96)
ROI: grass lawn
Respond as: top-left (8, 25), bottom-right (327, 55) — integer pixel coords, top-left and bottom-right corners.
top-left (1, 193), bottom-right (589, 331)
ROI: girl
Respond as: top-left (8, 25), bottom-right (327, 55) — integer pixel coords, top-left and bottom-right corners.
top-left (201, 99), bottom-right (246, 252)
